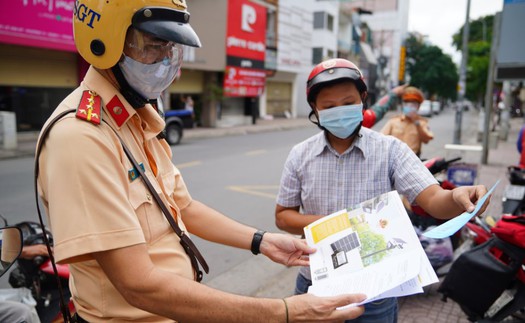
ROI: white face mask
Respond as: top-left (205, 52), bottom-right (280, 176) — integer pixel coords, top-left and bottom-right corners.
top-left (118, 47), bottom-right (182, 100)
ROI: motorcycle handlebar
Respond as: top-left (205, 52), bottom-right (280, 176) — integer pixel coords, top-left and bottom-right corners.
top-left (427, 157), bottom-right (462, 175)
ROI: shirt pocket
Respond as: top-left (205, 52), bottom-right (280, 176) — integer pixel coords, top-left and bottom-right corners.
top-left (143, 171), bottom-right (174, 244)
top-left (128, 178), bottom-right (154, 242)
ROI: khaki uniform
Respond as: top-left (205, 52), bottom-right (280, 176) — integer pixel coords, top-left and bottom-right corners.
top-left (37, 67), bottom-right (193, 322)
top-left (380, 114), bottom-right (434, 156)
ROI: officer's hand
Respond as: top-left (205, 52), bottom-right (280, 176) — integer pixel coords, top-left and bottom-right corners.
top-left (259, 233), bottom-right (315, 267)
top-left (392, 84), bottom-right (409, 97)
top-left (285, 293), bottom-right (366, 322)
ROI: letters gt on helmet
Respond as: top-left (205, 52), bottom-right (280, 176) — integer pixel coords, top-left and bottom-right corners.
top-left (73, 0), bottom-right (201, 69)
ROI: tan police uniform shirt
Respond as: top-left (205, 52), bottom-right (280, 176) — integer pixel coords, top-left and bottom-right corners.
top-left (37, 66), bottom-right (193, 322)
top-left (380, 114), bottom-right (434, 156)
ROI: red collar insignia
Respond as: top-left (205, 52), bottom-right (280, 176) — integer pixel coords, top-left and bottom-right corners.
top-left (76, 90), bottom-right (101, 125)
top-left (106, 95), bottom-right (130, 128)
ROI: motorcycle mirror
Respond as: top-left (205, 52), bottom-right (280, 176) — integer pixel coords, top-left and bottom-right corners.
top-left (0, 227), bottom-right (23, 277)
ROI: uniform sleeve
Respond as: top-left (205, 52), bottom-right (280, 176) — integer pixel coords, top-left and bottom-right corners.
top-left (39, 118), bottom-right (145, 264)
top-left (369, 92), bottom-right (399, 125)
top-left (170, 165), bottom-right (192, 211)
top-left (276, 148), bottom-right (302, 208)
top-left (388, 139), bottom-right (438, 203)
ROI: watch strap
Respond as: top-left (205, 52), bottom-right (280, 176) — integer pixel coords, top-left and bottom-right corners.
top-left (251, 230), bottom-right (267, 255)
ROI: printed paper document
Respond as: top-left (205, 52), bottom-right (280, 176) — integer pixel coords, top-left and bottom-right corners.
top-left (304, 191), bottom-right (438, 306)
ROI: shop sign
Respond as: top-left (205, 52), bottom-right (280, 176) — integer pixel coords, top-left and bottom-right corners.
top-left (0, 0), bottom-right (76, 52)
top-left (223, 66), bottom-right (266, 97)
top-left (226, 0), bottom-right (266, 70)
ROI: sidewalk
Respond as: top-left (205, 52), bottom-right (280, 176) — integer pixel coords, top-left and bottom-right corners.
top-left (2, 111), bottom-right (523, 322)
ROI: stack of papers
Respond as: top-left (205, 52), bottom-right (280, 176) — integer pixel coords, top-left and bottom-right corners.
top-left (304, 191), bottom-right (438, 306)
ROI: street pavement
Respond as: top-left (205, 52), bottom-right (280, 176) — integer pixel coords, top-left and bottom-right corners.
top-left (1, 109), bottom-right (524, 322)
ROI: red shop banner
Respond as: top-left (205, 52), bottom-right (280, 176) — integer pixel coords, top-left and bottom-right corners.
top-left (226, 0), bottom-right (266, 69)
top-left (223, 66), bottom-right (266, 97)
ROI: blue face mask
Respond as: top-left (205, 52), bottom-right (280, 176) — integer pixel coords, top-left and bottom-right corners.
top-left (402, 106), bottom-right (418, 115)
top-left (318, 104), bottom-right (363, 139)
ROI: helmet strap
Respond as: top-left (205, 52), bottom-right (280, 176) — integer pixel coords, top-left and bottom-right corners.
top-left (308, 110), bottom-right (324, 131)
top-left (111, 64), bottom-right (148, 109)
top-left (361, 92), bottom-right (369, 110)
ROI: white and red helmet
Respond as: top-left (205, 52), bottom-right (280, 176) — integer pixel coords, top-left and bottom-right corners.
top-left (306, 58), bottom-right (368, 107)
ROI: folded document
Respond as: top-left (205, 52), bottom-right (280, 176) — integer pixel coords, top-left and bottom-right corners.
top-left (304, 191), bottom-right (438, 306)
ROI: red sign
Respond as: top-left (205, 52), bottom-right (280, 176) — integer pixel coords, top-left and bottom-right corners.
top-left (226, 0), bottom-right (266, 69)
top-left (223, 66), bottom-right (266, 97)
top-left (0, 0), bottom-right (76, 52)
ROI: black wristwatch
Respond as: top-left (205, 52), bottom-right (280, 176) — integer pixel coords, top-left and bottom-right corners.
top-left (251, 230), bottom-right (266, 255)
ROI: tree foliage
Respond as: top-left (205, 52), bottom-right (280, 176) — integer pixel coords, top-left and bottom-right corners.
top-left (452, 15), bottom-right (494, 103)
top-left (452, 15), bottom-right (494, 50)
top-left (404, 34), bottom-right (459, 100)
top-left (466, 41), bottom-right (490, 103)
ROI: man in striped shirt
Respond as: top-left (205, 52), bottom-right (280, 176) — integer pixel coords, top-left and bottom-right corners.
top-left (275, 58), bottom-right (489, 323)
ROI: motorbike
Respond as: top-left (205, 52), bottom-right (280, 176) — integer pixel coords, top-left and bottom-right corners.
top-left (408, 157), bottom-right (462, 274)
top-left (439, 213), bottom-right (525, 322)
top-left (0, 215), bottom-right (73, 323)
top-left (502, 166), bottom-right (525, 216)
top-left (0, 225), bottom-right (35, 321)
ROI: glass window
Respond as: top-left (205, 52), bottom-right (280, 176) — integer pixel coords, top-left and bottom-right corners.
top-left (313, 12), bottom-right (325, 29)
top-left (327, 14), bottom-right (334, 31)
top-left (312, 48), bottom-right (323, 65)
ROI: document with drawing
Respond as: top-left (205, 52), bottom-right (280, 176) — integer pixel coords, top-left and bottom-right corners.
top-left (304, 191), bottom-right (438, 305)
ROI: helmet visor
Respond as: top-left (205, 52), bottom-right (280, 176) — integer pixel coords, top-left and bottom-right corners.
top-left (132, 7), bottom-right (201, 48)
top-left (126, 28), bottom-right (184, 65)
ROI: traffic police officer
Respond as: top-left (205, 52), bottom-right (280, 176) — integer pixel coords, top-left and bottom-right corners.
top-left (37, 1), bottom-right (366, 321)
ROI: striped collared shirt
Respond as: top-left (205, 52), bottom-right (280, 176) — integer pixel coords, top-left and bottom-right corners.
top-left (277, 127), bottom-right (438, 279)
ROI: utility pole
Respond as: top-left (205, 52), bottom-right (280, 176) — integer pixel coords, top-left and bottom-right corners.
top-left (453, 0), bottom-right (471, 144)
top-left (482, 13), bottom-right (501, 165)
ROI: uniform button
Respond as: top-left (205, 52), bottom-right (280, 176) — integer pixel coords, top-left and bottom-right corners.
top-left (146, 194), bottom-right (152, 201)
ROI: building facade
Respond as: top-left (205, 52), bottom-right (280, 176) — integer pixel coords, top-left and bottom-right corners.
top-left (0, 0), bottom-right (408, 132)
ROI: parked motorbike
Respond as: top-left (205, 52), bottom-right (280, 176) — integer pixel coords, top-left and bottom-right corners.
top-left (408, 157), bottom-right (462, 273)
top-left (439, 214), bottom-right (525, 322)
top-left (1, 215), bottom-right (73, 323)
top-left (502, 166), bottom-right (525, 215)
top-left (0, 226), bottom-right (37, 321)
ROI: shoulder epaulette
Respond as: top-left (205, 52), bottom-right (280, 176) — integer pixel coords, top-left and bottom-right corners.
top-left (76, 90), bottom-right (101, 125)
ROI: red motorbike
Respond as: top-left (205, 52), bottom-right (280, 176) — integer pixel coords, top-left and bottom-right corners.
top-left (408, 157), bottom-right (462, 273)
top-left (439, 213), bottom-right (525, 322)
top-left (5, 220), bottom-right (74, 323)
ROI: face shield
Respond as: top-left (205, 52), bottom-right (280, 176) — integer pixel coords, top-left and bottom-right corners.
top-left (119, 28), bottom-right (184, 100)
top-left (125, 28), bottom-right (183, 65)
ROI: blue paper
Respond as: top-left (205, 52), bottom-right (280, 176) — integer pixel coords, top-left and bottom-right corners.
top-left (422, 180), bottom-right (500, 239)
